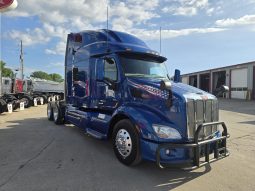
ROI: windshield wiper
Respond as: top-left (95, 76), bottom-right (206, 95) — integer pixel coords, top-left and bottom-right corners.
top-left (125, 73), bottom-right (147, 77)
top-left (149, 74), bottom-right (166, 79)
top-left (125, 73), bottom-right (166, 79)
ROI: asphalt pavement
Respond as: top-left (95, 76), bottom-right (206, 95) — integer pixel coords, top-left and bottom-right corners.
top-left (0, 99), bottom-right (254, 191)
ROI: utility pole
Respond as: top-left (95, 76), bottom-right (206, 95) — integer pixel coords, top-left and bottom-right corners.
top-left (20, 40), bottom-right (24, 80)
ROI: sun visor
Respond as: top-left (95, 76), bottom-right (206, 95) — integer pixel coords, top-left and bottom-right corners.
top-left (118, 51), bottom-right (167, 63)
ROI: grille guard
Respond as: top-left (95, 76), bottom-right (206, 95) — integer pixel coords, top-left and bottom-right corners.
top-left (156, 121), bottom-right (230, 169)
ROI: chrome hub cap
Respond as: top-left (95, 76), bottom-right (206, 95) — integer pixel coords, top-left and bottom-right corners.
top-left (53, 107), bottom-right (58, 120)
top-left (24, 98), bottom-right (28, 105)
top-left (47, 106), bottom-right (51, 118)
top-left (115, 129), bottom-right (132, 158)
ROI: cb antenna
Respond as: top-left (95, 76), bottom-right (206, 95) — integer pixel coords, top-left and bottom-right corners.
top-left (107, 6), bottom-right (109, 31)
top-left (106, 5), bottom-right (109, 51)
top-left (159, 27), bottom-right (162, 55)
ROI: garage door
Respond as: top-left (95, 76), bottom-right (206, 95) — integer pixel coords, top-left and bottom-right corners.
top-left (182, 76), bottom-right (188, 84)
top-left (231, 68), bottom-right (248, 99)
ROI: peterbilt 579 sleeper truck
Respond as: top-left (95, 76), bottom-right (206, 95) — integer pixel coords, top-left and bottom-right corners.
top-left (47, 29), bottom-right (229, 168)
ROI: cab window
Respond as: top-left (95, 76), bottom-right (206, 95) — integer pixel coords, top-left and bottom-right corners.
top-left (104, 58), bottom-right (117, 81)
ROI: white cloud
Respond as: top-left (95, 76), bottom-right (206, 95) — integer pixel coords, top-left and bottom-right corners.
top-left (47, 62), bottom-right (64, 67)
top-left (216, 15), bottom-right (255, 27)
top-left (130, 27), bottom-right (226, 40)
top-left (4, 0), bottom-right (161, 54)
top-left (8, 28), bottom-right (50, 46)
top-left (206, 7), bottom-right (214, 16)
top-left (110, 1), bottom-right (159, 31)
top-left (45, 41), bottom-right (66, 55)
top-left (162, 0), bottom-right (215, 16)
top-left (174, 7), bottom-right (197, 16)
top-left (4, 0), bottom-right (108, 24)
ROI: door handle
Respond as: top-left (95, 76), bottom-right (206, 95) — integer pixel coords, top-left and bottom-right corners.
top-left (98, 100), bottom-right (105, 105)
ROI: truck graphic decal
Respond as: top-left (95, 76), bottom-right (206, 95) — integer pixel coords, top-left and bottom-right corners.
top-left (128, 79), bottom-right (169, 100)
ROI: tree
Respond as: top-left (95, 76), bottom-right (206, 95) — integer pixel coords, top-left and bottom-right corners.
top-left (31, 71), bottom-right (63, 82)
top-left (49, 73), bottom-right (64, 82)
top-left (31, 71), bottom-right (51, 80)
top-left (0, 60), bottom-right (14, 78)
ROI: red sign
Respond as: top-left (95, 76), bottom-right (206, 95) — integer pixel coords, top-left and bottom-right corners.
top-left (0, 0), bottom-right (17, 12)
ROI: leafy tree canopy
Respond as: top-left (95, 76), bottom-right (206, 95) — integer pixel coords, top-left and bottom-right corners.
top-left (0, 60), bottom-right (14, 78)
top-left (0, 61), bottom-right (63, 82)
top-left (31, 71), bottom-right (63, 82)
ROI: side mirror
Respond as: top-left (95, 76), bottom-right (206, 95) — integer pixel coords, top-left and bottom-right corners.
top-left (174, 69), bottom-right (181, 83)
top-left (105, 57), bottom-right (115, 65)
top-left (160, 79), bottom-right (173, 108)
top-left (73, 67), bottom-right (79, 81)
top-left (160, 79), bottom-right (171, 90)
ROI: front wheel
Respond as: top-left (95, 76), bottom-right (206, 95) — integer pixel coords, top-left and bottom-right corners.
top-left (112, 119), bottom-right (142, 166)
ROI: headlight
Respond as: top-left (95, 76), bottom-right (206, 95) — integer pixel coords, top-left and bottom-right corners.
top-left (152, 124), bottom-right (182, 139)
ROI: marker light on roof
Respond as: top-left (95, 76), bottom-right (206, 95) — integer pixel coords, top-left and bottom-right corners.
top-left (74, 34), bottom-right (82, 43)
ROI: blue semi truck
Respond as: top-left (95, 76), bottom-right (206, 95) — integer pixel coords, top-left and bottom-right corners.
top-left (47, 29), bottom-right (229, 168)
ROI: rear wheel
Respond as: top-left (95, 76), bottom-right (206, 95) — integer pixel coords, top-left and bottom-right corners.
top-left (21, 97), bottom-right (29, 108)
top-left (0, 99), bottom-right (7, 113)
top-left (41, 95), bottom-right (48, 104)
top-left (53, 104), bottom-right (64, 124)
top-left (112, 119), bottom-right (142, 166)
top-left (47, 103), bottom-right (53, 121)
top-left (22, 95), bottom-right (33, 108)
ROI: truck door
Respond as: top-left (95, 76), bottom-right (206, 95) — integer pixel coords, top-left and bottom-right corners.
top-left (94, 57), bottom-right (120, 111)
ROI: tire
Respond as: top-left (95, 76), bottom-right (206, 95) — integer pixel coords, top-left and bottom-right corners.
top-left (112, 119), bottom-right (142, 166)
top-left (41, 95), bottom-right (48, 104)
top-left (47, 103), bottom-right (53, 121)
top-left (20, 97), bottom-right (29, 108)
top-left (22, 95), bottom-right (33, 108)
top-left (53, 104), bottom-right (64, 124)
top-left (12, 101), bottom-right (19, 111)
top-left (7, 95), bottom-right (17, 101)
top-left (0, 99), bottom-right (7, 113)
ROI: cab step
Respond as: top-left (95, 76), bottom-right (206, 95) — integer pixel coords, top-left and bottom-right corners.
top-left (86, 128), bottom-right (106, 139)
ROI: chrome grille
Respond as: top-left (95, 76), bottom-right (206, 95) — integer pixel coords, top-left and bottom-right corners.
top-left (186, 99), bottom-right (219, 139)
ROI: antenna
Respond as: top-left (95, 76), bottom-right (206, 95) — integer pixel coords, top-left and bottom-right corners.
top-left (107, 6), bottom-right (109, 31)
top-left (159, 27), bottom-right (162, 55)
top-left (106, 5), bottom-right (109, 52)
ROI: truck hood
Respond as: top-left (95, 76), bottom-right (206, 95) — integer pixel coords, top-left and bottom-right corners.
top-left (126, 77), bottom-right (216, 138)
top-left (127, 77), bottom-right (215, 101)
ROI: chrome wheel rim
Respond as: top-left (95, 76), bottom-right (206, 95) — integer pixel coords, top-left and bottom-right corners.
top-left (115, 129), bottom-right (132, 158)
top-left (47, 106), bottom-right (51, 118)
top-left (53, 107), bottom-right (58, 121)
top-left (23, 98), bottom-right (28, 106)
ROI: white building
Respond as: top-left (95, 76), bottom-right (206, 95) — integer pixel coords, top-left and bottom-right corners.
top-left (181, 61), bottom-right (255, 100)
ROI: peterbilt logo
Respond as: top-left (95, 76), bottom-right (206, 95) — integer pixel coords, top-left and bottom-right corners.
top-left (0, 0), bottom-right (18, 12)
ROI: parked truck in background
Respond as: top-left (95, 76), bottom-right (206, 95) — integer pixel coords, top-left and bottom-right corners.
top-left (0, 77), bottom-right (64, 113)
top-left (23, 77), bottom-right (64, 102)
top-left (0, 78), bottom-right (25, 113)
top-left (47, 29), bottom-right (230, 168)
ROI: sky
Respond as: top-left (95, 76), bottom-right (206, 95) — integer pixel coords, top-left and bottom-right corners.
top-left (1, 0), bottom-right (255, 78)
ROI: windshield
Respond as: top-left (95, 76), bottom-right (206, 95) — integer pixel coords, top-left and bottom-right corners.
top-left (120, 57), bottom-right (168, 79)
